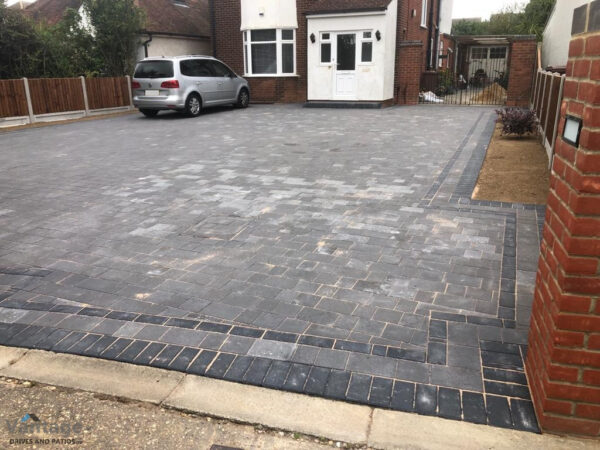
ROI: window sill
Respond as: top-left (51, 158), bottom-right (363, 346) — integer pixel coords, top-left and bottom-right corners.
top-left (243, 74), bottom-right (299, 78)
top-left (420, 25), bottom-right (427, 29)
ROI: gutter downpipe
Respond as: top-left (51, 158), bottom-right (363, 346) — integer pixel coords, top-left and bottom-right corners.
top-left (433, 0), bottom-right (441, 69)
top-left (142, 33), bottom-right (153, 58)
top-left (426, 0), bottom-right (436, 70)
top-left (210, 0), bottom-right (217, 57)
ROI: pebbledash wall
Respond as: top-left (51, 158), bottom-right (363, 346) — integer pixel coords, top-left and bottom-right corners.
top-left (212, 0), bottom-right (441, 104)
top-left (526, 1), bottom-right (600, 438)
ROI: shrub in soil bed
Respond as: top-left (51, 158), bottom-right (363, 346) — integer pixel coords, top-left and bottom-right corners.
top-left (495, 108), bottom-right (538, 137)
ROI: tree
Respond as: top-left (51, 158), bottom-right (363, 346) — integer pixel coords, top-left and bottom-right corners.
top-left (451, 19), bottom-right (487, 36)
top-left (0, 2), bottom-right (42, 78)
top-left (522, 0), bottom-right (556, 39)
top-left (451, 0), bottom-right (555, 40)
top-left (36, 8), bottom-right (100, 77)
top-left (82, 0), bottom-right (145, 76)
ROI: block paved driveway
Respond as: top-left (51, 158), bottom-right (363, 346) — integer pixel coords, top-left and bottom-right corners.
top-left (0, 105), bottom-right (544, 431)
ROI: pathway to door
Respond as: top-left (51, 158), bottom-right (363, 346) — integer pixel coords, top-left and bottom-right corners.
top-left (0, 105), bottom-right (543, 431)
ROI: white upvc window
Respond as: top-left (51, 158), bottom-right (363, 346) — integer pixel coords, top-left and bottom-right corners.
top-left (421, 0), bottom-right (428, 27)
top-left (320, 32), bottom-right (332, 64)
top-left (243, 28), bottom-right (296, 76)
top-left (360, 31), bottom-right (373, 64)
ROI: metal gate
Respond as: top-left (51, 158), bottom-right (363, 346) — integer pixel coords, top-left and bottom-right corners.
top-left (419, 45), bottom-right (510, 105)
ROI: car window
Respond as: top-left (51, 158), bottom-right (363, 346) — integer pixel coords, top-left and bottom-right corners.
top-left (209, 61), bottom-right (234, 78)
top-left (134, 60), bottom-right (174, 78)
top-left (180, 59), bottom-right (213, 77)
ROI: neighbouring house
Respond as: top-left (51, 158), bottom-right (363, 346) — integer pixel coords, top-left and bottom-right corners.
top-left (24, 0), bottom-right (212, 62)
top-left (8, 0), bottom-right (36, 9)
top-left (135, 0), bottom-right (211, 60)
top-left (541, 0), bottom-right (589, 72)
top-left (437, 0), bottom-right (454, 70)
top-left (213, 0), bottom-right (453, 104)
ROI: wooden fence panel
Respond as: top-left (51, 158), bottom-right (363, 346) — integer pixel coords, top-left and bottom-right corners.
top-left (539, 74), bottom-right (551, 129)
top-left (28, 78), bottom-right (85, 115)
top-left (545, 76), bottom-right (562, 144)
top-left (86, 77), bottom-right (130, 110)
top-left (0, 79), bottom-right (29, 118)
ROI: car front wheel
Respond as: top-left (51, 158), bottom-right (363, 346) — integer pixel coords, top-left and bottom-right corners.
top-left (185, 94), bottom-right (202, 117)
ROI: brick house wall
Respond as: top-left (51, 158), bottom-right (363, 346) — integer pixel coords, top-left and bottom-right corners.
top-left (438, 33), bottom-right (455, 70)
top-left (213, 0), bottom-right (438, 104)
top-left (398, 0), bottom-right (440, 72)
top-left (506, 37), bottom-right (537, 107)
top-left (395, 41), bottom-right (423, 104)
top-left (525, 1), bottom-right (600, 438)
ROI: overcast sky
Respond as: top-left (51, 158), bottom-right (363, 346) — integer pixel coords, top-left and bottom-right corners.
top-left (6, 0), bottom-right (531, 20)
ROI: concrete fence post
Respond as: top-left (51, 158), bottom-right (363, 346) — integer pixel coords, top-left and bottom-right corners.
top-left (125, 75), bottom-right (133, 109)
top-left (22, 77), bottom-right (35, 124)
top-left (80, 76), bottom-right (90, 116)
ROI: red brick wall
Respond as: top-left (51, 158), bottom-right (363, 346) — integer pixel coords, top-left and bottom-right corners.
top-left (439, 34), bottom-right (455, 70)
top-left (213, 0), bottom-right (307, 102)
top-left (395, 41), bottom-right (423, 104)
top-left (399, 0), bottom-right (439, 72)
top-left (526, 3), bottom-right (600, 437)
top-left (506, 38), bottom-right (537, 107)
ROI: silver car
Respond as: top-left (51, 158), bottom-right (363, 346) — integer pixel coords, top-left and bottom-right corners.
top-left (131, 56), bottom-right (250, 117)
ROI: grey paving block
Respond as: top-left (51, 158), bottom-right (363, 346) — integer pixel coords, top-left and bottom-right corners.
top-left (346, 373), bottom-right (372, 403)
top-left (262, 360), bottom-right (292, 389)
top-left (220, 335), bottom-right (255, 354)
top-left (314, 348), bottom-right (349, 370)
top-left (347, 353), bottom-right (396, 378)
top-left (247, 339), bottom-right (297, 360)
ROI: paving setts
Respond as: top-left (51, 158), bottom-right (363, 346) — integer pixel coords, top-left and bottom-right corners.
top-left (0, 105), bottom-right (544, 431)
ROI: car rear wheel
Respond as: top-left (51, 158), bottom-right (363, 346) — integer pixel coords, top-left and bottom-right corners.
top-left (140, 109), bottom-right (158, 117)
top-left (185, 94), bottom-right (202, 117)
top-left (236, 89), bottom-right (249, 108)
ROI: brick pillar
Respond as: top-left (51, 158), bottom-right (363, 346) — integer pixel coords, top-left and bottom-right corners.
top-left (526, 1), bottom-right (600, 438)
top-left (506, 37), bottom-right (537, 107)
top-left (396, 41), bottom-right (423, 105)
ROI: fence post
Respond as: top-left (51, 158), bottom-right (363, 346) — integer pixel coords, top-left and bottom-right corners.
top-left (80, 76), bottom-right (90, 116)
top-left (548, 74), bottom-right (566, 169)
top-left (22, 77), bottom-right (35, 124)
top-left (126, 75), bottom-right (133, 109)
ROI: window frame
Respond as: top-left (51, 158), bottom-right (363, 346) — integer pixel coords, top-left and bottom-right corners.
top-left (471, 47), bottom-right (489, 60)
top-left (421, 0), bottom-right (428, 28)
top-left (359, 31), bottom-right (374, 65)
top-left (243, 28), bottom-right (297, 77)
top-left (320, 32), bottom-right (332, 66)
top-left (489, 47), bottom-right (507, 60)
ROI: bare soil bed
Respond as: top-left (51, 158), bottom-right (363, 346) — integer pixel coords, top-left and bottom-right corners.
top-left (472, 124), bottom-right (550, 204)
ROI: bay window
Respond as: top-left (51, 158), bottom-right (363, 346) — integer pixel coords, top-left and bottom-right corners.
top-left (243, 29), bottom-right (296, 75)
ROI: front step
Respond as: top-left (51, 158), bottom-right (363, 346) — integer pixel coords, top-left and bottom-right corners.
top-left (303, 101), bottom-right (385, 109)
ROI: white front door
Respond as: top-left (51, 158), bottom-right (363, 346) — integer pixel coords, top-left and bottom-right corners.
top-left (333, 33), bottom-right (357, 99)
